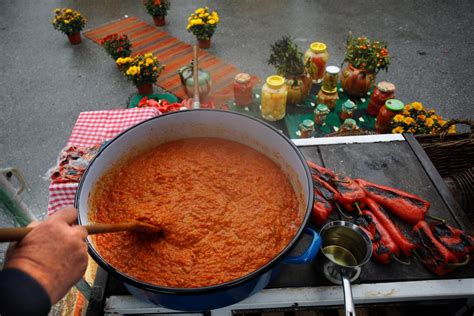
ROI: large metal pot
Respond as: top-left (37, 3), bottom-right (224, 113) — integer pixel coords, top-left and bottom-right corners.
top-left (76, 109), bottom-right (319, 311)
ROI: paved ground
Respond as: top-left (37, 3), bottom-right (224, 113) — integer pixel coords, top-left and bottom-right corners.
top-left (1, 0), bottom-right (473, 222)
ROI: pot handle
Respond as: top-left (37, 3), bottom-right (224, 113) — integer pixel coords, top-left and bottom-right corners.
top-left (282, 227), bottom-right (321, 264)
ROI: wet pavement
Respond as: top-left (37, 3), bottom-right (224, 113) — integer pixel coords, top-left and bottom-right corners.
top-left (0, 0), bottom-right (473, 221)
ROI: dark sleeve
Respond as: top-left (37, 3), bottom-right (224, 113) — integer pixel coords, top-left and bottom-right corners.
top-left (0, 268), bottom-right (51, 316)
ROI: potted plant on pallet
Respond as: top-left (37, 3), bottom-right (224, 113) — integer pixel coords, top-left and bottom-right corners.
top-left (100, 34), bottom-right (132, 62)
top-left (340, 33), bottom-right (390, 97)
top-left (118, 53), bottom-right (164, 95)
top-left (52, 8), bottom-right (87, 45)
top-left (268, 36), bottom-right (312, 105)
top-left (144, 0), bottom-right (171, 26)
top-left (187, 7), bottom-right (220, 49)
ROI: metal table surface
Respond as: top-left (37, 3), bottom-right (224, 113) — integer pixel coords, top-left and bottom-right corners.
top-left (87, 134), bottom-right (474, 315)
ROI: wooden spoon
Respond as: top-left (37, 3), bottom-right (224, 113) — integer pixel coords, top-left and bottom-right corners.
top-left (0, 221), bottom-right (162, 243)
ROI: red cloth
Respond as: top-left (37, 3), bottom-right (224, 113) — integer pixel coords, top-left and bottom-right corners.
top-left (47, 108), bottom-right (159, 215)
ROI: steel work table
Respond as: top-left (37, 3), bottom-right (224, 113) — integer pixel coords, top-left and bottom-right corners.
top-left (86, 134), bottom-right (474, 315)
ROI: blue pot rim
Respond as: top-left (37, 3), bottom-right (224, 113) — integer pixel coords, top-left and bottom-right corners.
top-left (75, 109), bottom-right (314, 295)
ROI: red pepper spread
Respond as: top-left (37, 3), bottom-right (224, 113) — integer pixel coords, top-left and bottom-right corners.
top-left (89, 138), bottom-right (302, 288)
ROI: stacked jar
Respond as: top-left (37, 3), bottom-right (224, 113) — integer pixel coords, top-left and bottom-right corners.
top-left (261, 75), bottom-right (288, 121)
top-left (375, 99), bottom-right (404, 133)
top-left (367, 82), bottom-right (396, 116)
top-left (304, 42), bottom-right (329, 83)
top-left (314, 104), bottom-right (330, 126)
top-left (317, 66), bottom-right (340, 110)
top-left (340, 99), bottom-right (357, 121)
top-left (233, 73), bottom-right (253, 107)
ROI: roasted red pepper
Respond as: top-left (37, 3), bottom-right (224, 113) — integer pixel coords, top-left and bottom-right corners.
top-left (413, 221), bottom-right (462, 275)
top-left (363, 197), bottom-right (417, 257)
top-left (306, 160), bottom-right (335, 182)
top-left (333, 175), bottom-right (366, 211)
top-left (355, 179), bottom-right (430, 224)
top-left (430, 222), bottom-right (473, 261)
top-left (312, 192), bottom-right (333, 225)
top-left (355, 210), bottom-right (400, 264)
top-left (312, 174), bottom-right (340, 202)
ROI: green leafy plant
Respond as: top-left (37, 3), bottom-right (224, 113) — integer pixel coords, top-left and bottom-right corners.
top-left (143, 0), bottom-right (171, 17)
top-left (51, 8), bottom-right (86, 35)
top-left (344, 33), bottom-right (390, 73)
top-left (100, 34), bottom-right (132, 60)
top-left (268, 36), bottom-right (309, 77)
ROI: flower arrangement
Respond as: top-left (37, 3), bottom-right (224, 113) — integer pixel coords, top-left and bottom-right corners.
top-left (268, 36), bottom-right (309, 77)
top-left (52, 8), bottom-right (86, 35)
top-left (144, 0), bottom-right (171, 17)
top-left (391, 102), bottom-right (456, 135)
top-left (100, 34), bottom-right (132, 60)
top-left (187, 7), bottom-right (220, 40)
top-left (117, 53), bottom-right (164, 87)
top-left (344, 33), bottom-right (390, 73)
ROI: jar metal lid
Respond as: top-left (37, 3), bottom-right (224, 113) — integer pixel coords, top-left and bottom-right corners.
top-left (342, 99), bottom-right (356, 110)
top-left (300, 119), bottom-right (315, 130)
top-left (310, 42), bottom-right (327, 53)
top-left (385, 99), bottom-right (404, 111)
top-left (326, 66), bottom-right (340, 75)
top-left (343, 119), bottom-right (357, 126)
top-left (315, 104), bottom-right (329, 113)
top-left (377, 81), bottom-right (396, 93)
top-left (266, 75), bottom-right (285, 89)
top-left (235, 73), bottom-right (251, 84)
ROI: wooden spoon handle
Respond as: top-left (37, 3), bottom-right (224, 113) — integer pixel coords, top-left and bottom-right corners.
top-left (0, 223), bottom-right (139, 242)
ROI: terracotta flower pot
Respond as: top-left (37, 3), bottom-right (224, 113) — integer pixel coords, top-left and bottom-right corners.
top-left (67, 32), bottom-right (82, 45)
top-left (137, 83), bottom-right (153, 95)
top-left (153, 15), bottom-right (166, 26)
top-left (285, 73), bottom-right (311, 105)
top-left (197, 38), bottom-right (211, 49)
top-left (340, 63), bottom-right (376, 98)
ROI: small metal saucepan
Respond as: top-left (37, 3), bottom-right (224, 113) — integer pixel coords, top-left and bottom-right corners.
top-left (319, 221), bottom-right (372, 316)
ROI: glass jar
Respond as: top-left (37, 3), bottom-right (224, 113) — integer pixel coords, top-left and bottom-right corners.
top-left (314, 104), bottom-right (330, 125)
top-left (367, 82), bottom-right (396, 117)
top-left (298, 119), bottom-right (315, 138)
top-left (317, 89), bottom-right (339, 110)
top-left (304, 42), bottom-right (329, 83)
top-left (261, 75), bottom-right (288, 121)
top-left (376, 99), bottom-right (404, 133)
top-left (233, 73), bottom-right (253, 107)
top-left (286, 73), bottom-right (311, 105)
top-left (321, 66), bottom-right (340, 94)
top-left (340, 119), bottom-right (358, 131)
top-left (340, 99), bottom-right (356, 121)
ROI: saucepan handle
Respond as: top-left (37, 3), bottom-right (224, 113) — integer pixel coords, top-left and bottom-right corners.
top-left (282, 227), bottom-right (321, 264)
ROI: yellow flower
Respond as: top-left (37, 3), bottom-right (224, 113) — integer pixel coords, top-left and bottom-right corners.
top-left (428, 109), bottom-right (436, 115)
top-left (65, 9), bottom-right (72, 14)
top-left (64, 20), bottom-right (70, 24)
top-left (126, 66), bottom-right (140, 76)
top-left (407, 127), bottom-right (416, 133)
top-left (404, 104), bottom-right (412, 111)
top-left (144, 53), bottom-right (152, 58)
top-left (425, 118), bottom-right (434, 127)
top-left (195, 8), bottom-right (204, 14)
top-left (392, 126), bottom-right (404, 134)
top-left (116, 57), bottom-right (124, 65)
top-left (403, 117), bottom-right (415, 125)
top-left (393, 114), bottom-right (404, 123)
top-left (439, 120), bottom-right (447, 126)
top-left (412, 102), bottom-right (423, 111)
top-left (54, 8), bottom-right (60, 14)
top-left (208, 19), bottom-right (216, 25)
top-left (417, 114), bottom-right (426, 121)
top-left (194, 18), bottom-right (203, 25)
top-left (448, 125), bottom-right (456, 134)
top-left (145, 58), bottom-right (153, 66)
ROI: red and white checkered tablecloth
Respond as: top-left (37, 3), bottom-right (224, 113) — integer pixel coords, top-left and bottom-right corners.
top-left (48, 107), bottom-right (159, 215)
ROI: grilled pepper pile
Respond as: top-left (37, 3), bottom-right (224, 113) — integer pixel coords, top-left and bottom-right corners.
top-left (306, 159), bottom-right (472, 276)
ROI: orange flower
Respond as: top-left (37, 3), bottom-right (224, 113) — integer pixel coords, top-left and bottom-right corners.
top-left (154, 0), bottom-right (161, 5)
top-left (417, 114), bottom-right (426, 121)
top-left (381, 48), bottom-right (388, 56)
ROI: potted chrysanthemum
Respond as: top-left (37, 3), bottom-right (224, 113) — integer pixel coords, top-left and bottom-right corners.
top-left (119, 53), bottom-right (164, 95)
top-left (100, 34), bottom-right (132, 61)
top-left (144, 0), bottom-right (171, 26)
top-left (187, 7), bottom-right (219, 49)
top-left (52, 8), bottom-right (87, 45)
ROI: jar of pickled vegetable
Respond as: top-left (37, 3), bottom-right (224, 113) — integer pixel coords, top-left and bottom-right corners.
top-left (321, 66), bottom-right (340, 94)
top-left (340, 99), bottom-right (356, 121)
top-left (340, 119), bottom-right (358, 131)
top-left (304, 42), bottom-right (329, 83)
top-left (298, 119), bottom-right (315, 138)
top-left (233, 73), bottom-right (253, 107)
top-left (261, 75), bottom-right (287, 121)
top-left (375, 99), bottom-right (404, 133)
top-left (367, 82), bottom-right (396, 117)
top-left (317, 89), bottom-right (339, 110)
top-left (314, 104), bottom-right (330, 125)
